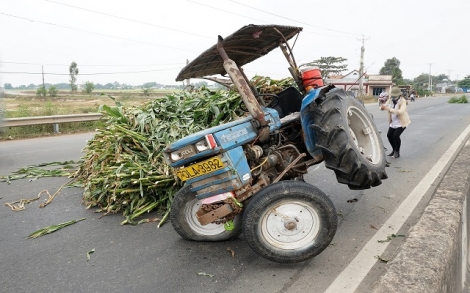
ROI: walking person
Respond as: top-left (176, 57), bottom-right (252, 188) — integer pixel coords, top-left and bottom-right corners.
top-left (380, 86), bottom-right (411, 158)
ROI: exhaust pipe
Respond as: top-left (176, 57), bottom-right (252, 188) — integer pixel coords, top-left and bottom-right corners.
top-left (216, 36), bottom-right (270, 142)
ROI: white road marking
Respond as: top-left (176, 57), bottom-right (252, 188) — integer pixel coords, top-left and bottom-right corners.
top-left (325, 123), bottom-right (470, 293)
top-left (461, 196), bottom-right (467, 290)
top-left (427, 106), bottom-right (435, 109)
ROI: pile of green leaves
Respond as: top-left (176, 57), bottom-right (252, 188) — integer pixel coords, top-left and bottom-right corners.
top-left (251, 75), bottom-right (296, 93)
top-left (448, 95), bottom-right (468, 104)
top-left (74, 89), bottom-right (246, 225)
top-left (74, 75), bottom-right (296, 225)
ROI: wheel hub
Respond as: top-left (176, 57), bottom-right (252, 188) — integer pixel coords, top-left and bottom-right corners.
top-left (347, 106), bottom-right (381, 164)
top-left (284, 220), bottom-right (297, 230)
top-left (261, 202), bottom-right (321, 249)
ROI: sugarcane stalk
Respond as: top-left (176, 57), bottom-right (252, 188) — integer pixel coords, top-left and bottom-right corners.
top-left (26, 218), bottom-right (86, 239)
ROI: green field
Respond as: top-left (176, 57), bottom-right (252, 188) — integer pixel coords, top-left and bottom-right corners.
top-left (0, 89), bottom-right (173, 140)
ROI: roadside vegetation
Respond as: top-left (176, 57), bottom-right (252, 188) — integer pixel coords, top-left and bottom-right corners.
top-left (0, 90), bottom-right (159, 140)
top-left (448, 95), bottom-right (468, 103)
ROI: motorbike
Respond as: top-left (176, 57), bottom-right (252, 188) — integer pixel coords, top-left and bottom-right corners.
top-left (163, 24), bottom-right (388, 263)
top-left (378, 93), bottom-right (388, 106)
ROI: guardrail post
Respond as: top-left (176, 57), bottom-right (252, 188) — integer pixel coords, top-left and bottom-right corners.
top-left (53, 123), bottom-right (60, 133)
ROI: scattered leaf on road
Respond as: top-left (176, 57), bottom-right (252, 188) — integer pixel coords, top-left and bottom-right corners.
top-left (375, 255), bottom-right (389, 263)
top-left (87, 248), bottom-right (95, 261)
top-left (26, 218), bottom-right (86, 239)
top-left (377, 234), bottom-right (405, 243)
top-left (197, 272), bottom-right (214, 278)
top-left (5, 193), bottom-right (41, 211)
top-left (395, 167), bottom-right (413, 173)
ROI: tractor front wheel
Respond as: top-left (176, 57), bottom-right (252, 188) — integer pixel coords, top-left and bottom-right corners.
top-left (242, 181), bottom-right (337, 263)
top-left (170, 185), bottom-right (243, 241)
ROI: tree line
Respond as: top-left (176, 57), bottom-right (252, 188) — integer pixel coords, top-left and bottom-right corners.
top-left (4, 59), bottom-right (470, 96)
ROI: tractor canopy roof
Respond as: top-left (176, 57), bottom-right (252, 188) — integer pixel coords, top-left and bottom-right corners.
top-left (175, 24), bottom-right (303, 81)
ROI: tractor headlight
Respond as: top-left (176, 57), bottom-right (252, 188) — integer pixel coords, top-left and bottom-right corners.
top-left (169, 134), bottom-right (216, 163)
top-left (195, 139), bottom-right (209, 152)
top-left (170, 152), bottom-right (182, 162)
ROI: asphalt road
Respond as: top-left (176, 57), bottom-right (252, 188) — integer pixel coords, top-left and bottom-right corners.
top-left (0, 95), bottom-right (469, 293)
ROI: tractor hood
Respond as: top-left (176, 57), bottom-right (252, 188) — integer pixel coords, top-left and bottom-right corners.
top-left (175, 24), bottom-right (303, 81)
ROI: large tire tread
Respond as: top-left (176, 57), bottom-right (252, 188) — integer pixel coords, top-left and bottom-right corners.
top-left (312, 88), bottom-right (387, 190)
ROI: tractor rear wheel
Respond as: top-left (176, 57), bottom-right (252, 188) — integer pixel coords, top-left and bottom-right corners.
top-left (311, 88), bottom-right (387, 189)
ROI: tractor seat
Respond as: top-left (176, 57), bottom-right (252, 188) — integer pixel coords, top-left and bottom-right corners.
top-left (270, 86), bottom-right (303, 119)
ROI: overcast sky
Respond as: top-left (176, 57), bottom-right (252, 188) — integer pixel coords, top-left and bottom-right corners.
top-left (1, 0), bottom-right (469, 87)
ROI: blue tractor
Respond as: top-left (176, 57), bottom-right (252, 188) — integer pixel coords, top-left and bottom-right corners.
top-left (164, 25), bottom-right (387, 263)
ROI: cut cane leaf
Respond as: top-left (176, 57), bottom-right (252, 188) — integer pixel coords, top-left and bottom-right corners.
top-left (377, 234), bottom-right (405, 243)
top-left (26, 218), bottom-right (86, 239)
top-left (197, 272), bottom-right (214, 278)
top-left (375, 255), bottom-right (389, 263)
top-left (86, 248), bottom-right (95, 261)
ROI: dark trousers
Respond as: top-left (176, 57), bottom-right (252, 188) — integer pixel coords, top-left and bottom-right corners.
top-left (387, 127), bottom-right (406, 152)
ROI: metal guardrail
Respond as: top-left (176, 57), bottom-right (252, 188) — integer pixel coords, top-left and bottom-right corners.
top-left (1, 113), bottom-right (102, 133)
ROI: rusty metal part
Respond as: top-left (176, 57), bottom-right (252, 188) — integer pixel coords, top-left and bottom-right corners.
top-left (217, 36), bottom-right (270, 142)
top-left (195, 196), bottom-right (244, 225)
top-left (234, 174), bottom-right (269, 202)
top-left (213, 197), bottom-right (243, 224)
top-left (273, 153), bottom-right (307, 183)
top-left (202, 76), bottom-right (233, 89)
top-left (261, 154), bottom-right (280, 171)
top-left (274, 27), bottom-right (299, 72)
top-left (239, 67), bottom-right (265, 107)
top-left (295, 152), bottom-right (324, 169)
top-left (196, 203), bottom-right (234, 226)
top-left (280, 42), bottom-right (303, 93)
top-left (246, 145), bottom-right (264, 160)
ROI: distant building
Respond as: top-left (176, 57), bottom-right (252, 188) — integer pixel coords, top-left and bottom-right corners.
top-left (325, 70), bottom-right (393, 96)
top-left (435, 79), bottom-right (455, 93)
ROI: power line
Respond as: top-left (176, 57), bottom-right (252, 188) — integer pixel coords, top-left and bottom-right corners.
top-left (186, 0), bottom-right (268, 24)
top-left (186, 0), bottom-right (357, 40)
top-left (47, 0), bottom-right (358, 41)
top-left (44, 0), bottom-right (214, 40)
top-left (228, 0), bottom-right (363, 37)
top-left (0, 61), bottom-right (185, 67)
top-left (0, 12), bottom-right (198, 53)
top-left (0, 68), bottom-right (183, 75)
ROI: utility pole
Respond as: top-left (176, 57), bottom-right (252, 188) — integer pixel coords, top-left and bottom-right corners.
top-left (357, 35), bottom-right (369, 97)
top-left (447, 69), bottom-right (452, 81)
top-left (42, 65), bottom-right (45, 89)
top-left (428, 63), bottom-right (433, 91)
